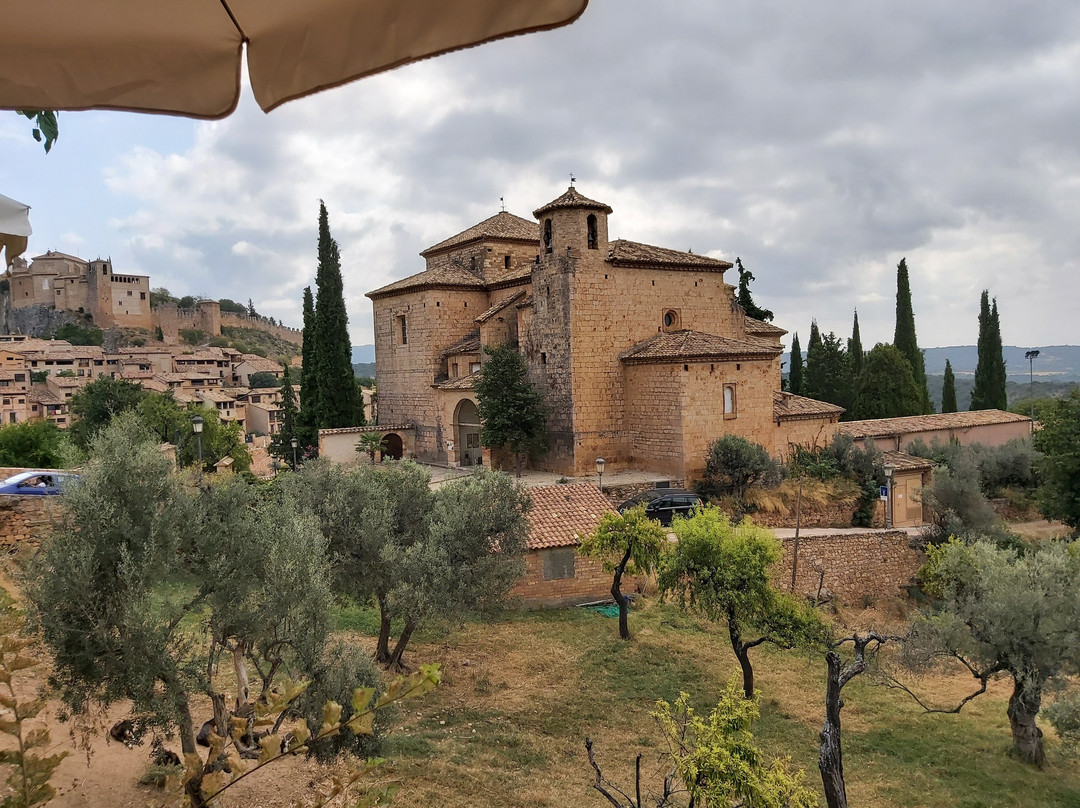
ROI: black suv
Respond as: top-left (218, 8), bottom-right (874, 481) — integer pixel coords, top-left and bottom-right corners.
top-left (617, 488), bottom-right (703, 526)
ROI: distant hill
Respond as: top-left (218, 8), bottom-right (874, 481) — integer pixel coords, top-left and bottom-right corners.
top-left (923, 345), bottom-right (1080, 381)
top-left (352, 362), bottom-right (376, 380)
top-left (784, 345), bottom-right (1080, 383)
top-left (352, 344), bottom-right (375, 364)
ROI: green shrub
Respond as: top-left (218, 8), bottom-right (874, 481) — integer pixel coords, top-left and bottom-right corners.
top-left (697, 435), bottom-right (782, 502)
top-left (179, 328), bottom-right (204, 346)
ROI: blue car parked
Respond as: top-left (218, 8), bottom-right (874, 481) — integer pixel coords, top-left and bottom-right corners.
top-left (0, 471), bottom-right (80, 496)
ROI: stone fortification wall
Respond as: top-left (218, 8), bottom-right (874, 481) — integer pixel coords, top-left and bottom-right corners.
top-left (777, 530), bottom-right (921, 605)
top-left (219, 312), bottom-right (303, 345)
top-left (151, 308), bottom-right (303, 347)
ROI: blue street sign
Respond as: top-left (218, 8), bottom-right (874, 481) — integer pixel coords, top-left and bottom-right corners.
top-left (879, 486), bottom-right (888, 500)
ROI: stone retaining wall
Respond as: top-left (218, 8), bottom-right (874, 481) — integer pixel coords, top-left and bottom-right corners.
top-left (777, 530), bottom-right (922, 605)
top-left (0, 495), bottom-right (61, 553)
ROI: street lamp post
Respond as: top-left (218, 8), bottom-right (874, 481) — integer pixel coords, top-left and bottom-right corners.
top-left (191, 415), bottom-right (204, 466)
top-left (883, 464), bottom-right (894, 529)
top-left (595, 456), bottom-right (605, 493)
top-left (291, 436), bottom-right (299, 471)
top-left (1025, 350), bottom-right (1040, 429)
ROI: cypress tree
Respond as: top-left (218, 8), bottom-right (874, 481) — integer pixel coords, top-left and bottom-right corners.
top-left (852, 344), bottom-right (923, 420)
top-left (788, 332), bottom-right (803, 395)
top-left (971, 290), bottom-right (1007, 410)
top-left (989, 299), bottom-right (1007, 409)
top-left (848, 309), bottom-right (864, 379)
top-left (893, 258), bottom-right (932, 413)
top-left (735, 258), bottom-right (774, 322)
top-left (803, 320), bottom-right (823, 398)
top-left (270, 365), bottom-right (300, 462)
top-left (297, 285), bottom-right (319, 449)
top-left (941, 359), bottom-right (958, 413)
top-left (312, 201), bottom-right (360, 428)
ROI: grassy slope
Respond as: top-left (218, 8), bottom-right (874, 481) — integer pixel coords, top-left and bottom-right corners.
top-left (359, 599), bottom-right (1080, 808)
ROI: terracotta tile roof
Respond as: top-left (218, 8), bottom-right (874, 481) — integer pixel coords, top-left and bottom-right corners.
top-left (526, 484), bottom-right (616, 550)
top-left (839, 410), bottom-right (1031, 440)
top-left (533, 187), bottom-right (614, 217)
top-left (197, 389), bottom-right (238, 403)
top-left (475, 290), bottom-right (526, 323)
top-left (139, 378), bottom-right (171, 393)
top-left (318, 424), bottom-right (413, 436)
top-left (235, 357), bottom-right (283, 373)
top-left (620, 330), bottom-right (780, 364)
top-left (27, 386), bottom-right (61, 404)
top-left (440, 331), bottom-right (481, 357)
top-left (421, 211), bottom-right (539, 257)
top-left (1, 339), bottom-right (71, 355)
top-left (47, 375), bottom-right (88, 388)
top-left (882, 451), bottom-right (934, 471)
top-left (433, 371), bottom-right (480, 391)
top-left (773, 391), bottom-right (845, 421)
top-left (745, 317), bottom-right (787, 336)
top-left (366, 263), bottom-right (487, 299)
top-left (479, 263), bottom-right (533, 289)
top-left (607, 240), bottom-right (732, 271)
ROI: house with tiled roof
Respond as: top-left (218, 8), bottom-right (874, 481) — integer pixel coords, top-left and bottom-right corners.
top-left (838, 410), bottom-right (1032, 452)
top-left (365, 186), bottom-right (841, 480)
top-left (510, 483), bottom-right (624, 606)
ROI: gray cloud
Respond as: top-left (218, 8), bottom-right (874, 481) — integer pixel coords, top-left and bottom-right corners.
top-left (6, 0), bottom-right (1078, 350)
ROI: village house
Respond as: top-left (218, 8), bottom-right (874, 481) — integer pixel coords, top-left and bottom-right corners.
top-left (366, 187), bottom-right (841, 481)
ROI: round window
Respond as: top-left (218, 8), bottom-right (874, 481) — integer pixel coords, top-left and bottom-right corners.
top-left (663, 310), bottom-right (677, 328)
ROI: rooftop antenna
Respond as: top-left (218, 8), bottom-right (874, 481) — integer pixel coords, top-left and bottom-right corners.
top-left (499, 197), bottom-right (505, 212)
top-left (569, 173), bottom-right (576, 187)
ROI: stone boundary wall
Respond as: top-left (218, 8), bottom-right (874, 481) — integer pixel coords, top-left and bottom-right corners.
top-left (602, 480), bottom-right (686, 507)
top-left (777, 530), bottom-right (922, 605)
top-left (751, 502), bottom-right (877, 529)
top-left (0, 495), bottom-right (62, 553)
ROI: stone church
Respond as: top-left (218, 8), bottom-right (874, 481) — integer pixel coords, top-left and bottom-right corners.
top-left (366, 187), bottom-right (841, 481)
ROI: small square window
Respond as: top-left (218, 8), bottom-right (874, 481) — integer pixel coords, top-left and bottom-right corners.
top-left (543, 548), bottom-right (576, 580)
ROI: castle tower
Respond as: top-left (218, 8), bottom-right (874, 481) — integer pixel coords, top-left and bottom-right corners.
top-left (527, 187), bottom-right (614, 473)
top-left (198, 299), bottom-right (221, 337)
top-left (85, 258), bottom-right (115, 327)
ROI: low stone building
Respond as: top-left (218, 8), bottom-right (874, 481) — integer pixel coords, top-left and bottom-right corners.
top-left (838, 410), bottom-right (1032, 452)
top-left (367, 187), bottom-right (841, 482)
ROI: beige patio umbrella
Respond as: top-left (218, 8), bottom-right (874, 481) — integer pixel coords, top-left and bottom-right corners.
top-left (0, 0), bottom-right (588, 119)
top-left (0, 194), bottom-right (32, 269)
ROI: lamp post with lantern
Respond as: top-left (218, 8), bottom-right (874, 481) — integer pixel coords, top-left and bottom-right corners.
top-left (291, 436), bottom-right (299, 471)
top-left (596, 456), bottom-right (605, 493)
top-left (191, 415), bottom-right (204, 466)
top-left (883, 464), bottom-right (894, 529)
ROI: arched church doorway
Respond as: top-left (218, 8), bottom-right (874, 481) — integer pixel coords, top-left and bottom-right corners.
top-left (383, 432), bottom-right (404, 460)
top-left (454, 398), bottom-right (482, 466)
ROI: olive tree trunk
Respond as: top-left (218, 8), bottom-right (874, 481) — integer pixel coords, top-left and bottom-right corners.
top-left (1007, 679), bottom-right (1045, 766)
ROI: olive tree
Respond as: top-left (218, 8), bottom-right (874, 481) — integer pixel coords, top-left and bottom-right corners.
top-left (907, 539), bottom-right (1080, 765)
top-left (290, 461), bottom-right (531, 669)
top-left (25, 416), bottom-right (363, 806)
top-left (658, 507), bottom-right (826, 699)
top-left (579, 506), bottom-right (667, 641)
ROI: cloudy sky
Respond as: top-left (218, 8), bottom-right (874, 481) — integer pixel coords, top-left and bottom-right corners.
top-left (3, 0), bottom-right (1078, 350)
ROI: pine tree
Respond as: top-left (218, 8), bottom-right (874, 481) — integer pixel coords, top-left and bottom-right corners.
top-left (803, 326), bottom-right (852, 411)
top-left (971, 291), bottom-right (1007, 411)
top-left (941, 359), bottom-right (958, 413)
top-left (848, 309), bottom-right (864, 379)
top-left (788, 332), bottom-right (803, 395)
top-left (297, 285), bottom-right (319, 450)
top-left (735, 258), bottom-right (774, 322)
top-left (312, 201), bottom-right (360, 429)
top-left (893, 258), bottom-right (932, 413)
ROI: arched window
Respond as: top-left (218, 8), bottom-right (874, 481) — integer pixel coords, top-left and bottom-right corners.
top-left (587, 214), bottom-right (598, 250)
top-left (543, 219), bottom-right (553, 254)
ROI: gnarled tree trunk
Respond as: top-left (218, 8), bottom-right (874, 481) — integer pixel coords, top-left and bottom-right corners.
top-left (727, 608), bottom-right (755, 700)
top-left (612, 547), bottom-right (633, 641)
top-left (1007, 679), bottom-right (1045, 766)
top-left (387, 620), bottom-right (417, 670)
top-left (819, 650), bottom-right (848, 808)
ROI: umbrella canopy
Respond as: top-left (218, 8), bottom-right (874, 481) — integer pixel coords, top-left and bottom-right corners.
top-left (0, 194), bottom-right (32, 269)
top-left (0, 0), bottom-right (588, 119)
